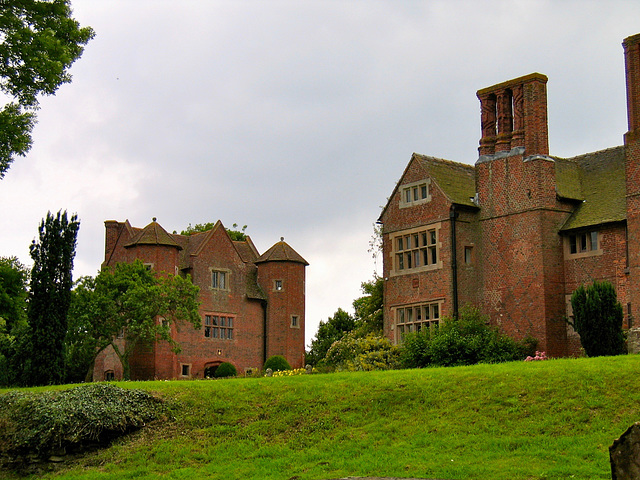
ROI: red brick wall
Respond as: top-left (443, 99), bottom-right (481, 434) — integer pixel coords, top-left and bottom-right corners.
top-left (381, 156), bottom-right (456, 342)
top-left (95, 221), bottom-right (306, 380)
top-left (257, 260), bottom-right (306, 369)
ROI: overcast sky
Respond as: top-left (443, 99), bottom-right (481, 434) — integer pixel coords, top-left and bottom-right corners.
top-left (1, 1), bottom-right (639, 346)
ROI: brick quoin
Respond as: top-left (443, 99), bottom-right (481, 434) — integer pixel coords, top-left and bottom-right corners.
top-left (94, 220), bottom-right (308, 381)
top-left (379, 33), bottom-right (640, 357)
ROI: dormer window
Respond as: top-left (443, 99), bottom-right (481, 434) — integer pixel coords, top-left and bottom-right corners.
top-left (400, 179), bottom-right (431, 208)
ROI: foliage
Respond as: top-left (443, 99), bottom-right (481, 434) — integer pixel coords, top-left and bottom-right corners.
top-left (180, 222), bottom-right (248, 241)
top-left (0, 257), bottom-right (29, 386)
top-left (0, 0), bottom-right (94, 178)
top-left (213, 362), bottom-right (237, 378)
top-left (0, 257), bottom-right (28, 333)
top-left (67, 260), bottom-right (201, 381)
top-left (305, 308), bottom-right (356, 366)
top-left (270, 367), bottom-right (317, 377)
top-left (0, 384), bottom-right (165, 459)
top-left (263, 355), bottom-right (291, 372)
top-left (324, 332), bottom-right (400, 371)
top-left (570, 280), bottom-right (626, 357)
top-left (26, 210), bottom-right (79, 386)
top-left (352, 275), bottom-right (383, 336)
top-left (400, 305), bottom-right (532, 368)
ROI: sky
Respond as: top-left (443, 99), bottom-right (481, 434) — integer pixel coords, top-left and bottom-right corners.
top-left (1, 0), bottom-right (639, 347)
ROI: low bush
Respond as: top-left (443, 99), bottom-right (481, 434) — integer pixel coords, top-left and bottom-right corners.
top-left (325, 332), bottom-right (400, 371)
top-left (400, 305), bottom-right (534, 368)
top-left (214, 362), bottom-right (237, 378)
top-left (0, 383), bottom-right (166, 460)
top-left (263, 355), bottom-right (291, 372)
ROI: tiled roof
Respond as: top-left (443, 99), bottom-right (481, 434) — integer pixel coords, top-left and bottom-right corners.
top-left (255, 239), bottom-right (309, 265)
top-left (125, 219), bottom-right (182, 249)
top-left (416, 154), bottom-right (477, 207)
top-left (556, 146), bottom-right (626, 231)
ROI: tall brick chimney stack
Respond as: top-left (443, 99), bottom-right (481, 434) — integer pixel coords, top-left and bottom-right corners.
top-left (477, 73), bottom-right (549, 157)
top-left (624, 33), bottom-right (640, 140)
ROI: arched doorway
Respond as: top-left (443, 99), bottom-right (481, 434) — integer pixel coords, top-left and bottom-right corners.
top-left (204, 361), bottom-right (222, 378)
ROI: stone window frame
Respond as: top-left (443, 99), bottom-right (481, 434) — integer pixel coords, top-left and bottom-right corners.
top-left (210, 268), bottom-right (231, 291)
top-left (290, 315), bottom-right (300, 329)
top-left (390, 223), bottom-right (442, 276)
top-left (464, 245), bottom-right (474, 265)
top-left (399, 179), bottom-right (432, 208)
top-left (274, 279), bottom-right (284, 292)
top-left (564, 230), bottom-right (602, 260)
top-left (203, 313), bottom-right (235, 340)
top-left (392, 300), bottom-right (443, 344)
top-left (180, 363), bottom-right (191, 378)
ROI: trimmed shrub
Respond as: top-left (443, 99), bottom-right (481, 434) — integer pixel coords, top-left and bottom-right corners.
top-left (0, 384), bottom-right (165, 460)
top-left (263, 355), bottom-right (291, 372)
top-left (214, 362), bottom-right (237, 378)
top-left (571, 280), bottom-right (626, 357)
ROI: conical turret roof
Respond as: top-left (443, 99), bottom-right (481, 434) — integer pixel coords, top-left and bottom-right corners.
top-left (124, 218), bottom-right (182, 249)
top-left (255, 238), bottom-right (308, 265)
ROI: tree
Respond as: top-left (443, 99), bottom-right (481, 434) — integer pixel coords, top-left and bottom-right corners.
top-left (27, 210), bottom-right (79, 385)
top-left (0, 256), bottom-right (28, 333)
top-left (0, 0), bottom-right (94, 178)
top-left (352, 275), bottom-right (383, 336)
top-left (180, 222), bottom-right (248, 241)
top-left (570, 280), bottom-right (626, 357)
top-left (0, 257), bottom-right (29, 385)
top-left (68, 261), bottom-right (201, 381)
top-left (305, 308), bottom-right (355, 366)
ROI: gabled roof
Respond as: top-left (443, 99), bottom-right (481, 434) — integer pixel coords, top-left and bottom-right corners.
top-left (379, 153), bottom-right (477, 222)
top-left (556, 145), bottom-right (626, 231)
top-left (255, 238), bottom-right (309, 265)
top-left (417, 154), bottom-right (477, 207)
top-left (124, 219), bottom-right (182, 249)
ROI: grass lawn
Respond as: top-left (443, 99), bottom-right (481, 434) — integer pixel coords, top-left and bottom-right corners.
top-left (2, 355), bottom-right (640, 480)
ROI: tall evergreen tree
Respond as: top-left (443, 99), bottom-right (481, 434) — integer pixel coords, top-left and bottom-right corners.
top-left (570, 280), bottom-right (626, 357)
top-left (27, 210), bottom-right (79, 385)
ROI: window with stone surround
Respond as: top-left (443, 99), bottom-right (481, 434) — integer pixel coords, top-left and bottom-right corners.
top-left (394, 302), bottom-right (442, 344)
top-left (290, 315), bottom-right (299, 328)
top-left (564, 230), bottom-right (602, 259)
top-left (211, 269), bottom-right (229, 290)
top-left (204, 314), bottom-right (234, 340)
top-left (392, 224), bottom-right (441, 274)
top-left (274, 279), bottom-right (283, 291)
top-left (399, 179), bottom-right (431, 208)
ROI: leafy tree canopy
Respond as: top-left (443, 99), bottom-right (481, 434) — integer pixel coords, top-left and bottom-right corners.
top-left (0, 0), bottom-right (94, 178)
top-left (179, 222), bottom-right (248, 241)
top-left (67, 260), bottom-right (201, 381)
top-left (0, 256), bottom-right (28, 334)
top-left (305, 308), bottom-right (355, 366)
top-left (352, 275), bottom-right (383, 336)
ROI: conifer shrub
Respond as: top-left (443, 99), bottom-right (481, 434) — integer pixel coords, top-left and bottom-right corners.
top-left (570, 280), bottom-right (626, 357)
top-left (214, 362), bottom-right (237, 378)
top-left (400, 305), bottom-right (532, 368)
top-left (263, 355), bottom-right (291, 372)
top-left (0, 384), bottom-right (166, 461)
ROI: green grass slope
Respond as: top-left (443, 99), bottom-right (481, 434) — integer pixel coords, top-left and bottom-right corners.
top-left (3, 355), bottom-right (640, 480)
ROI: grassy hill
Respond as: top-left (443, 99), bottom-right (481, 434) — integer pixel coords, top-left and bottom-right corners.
top-left (3, 355), bottom-right (640, 480)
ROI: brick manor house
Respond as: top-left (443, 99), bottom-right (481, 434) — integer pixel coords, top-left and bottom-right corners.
top-left (379, 33), bottom-right (640, 356)
top-left (93, 219), bottom-right (308, 380)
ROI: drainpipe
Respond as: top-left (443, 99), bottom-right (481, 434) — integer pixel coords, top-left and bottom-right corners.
top-left (450, 205), bottom-right (459, 320)
top-left (262, 300), bottom-right (268, 364)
